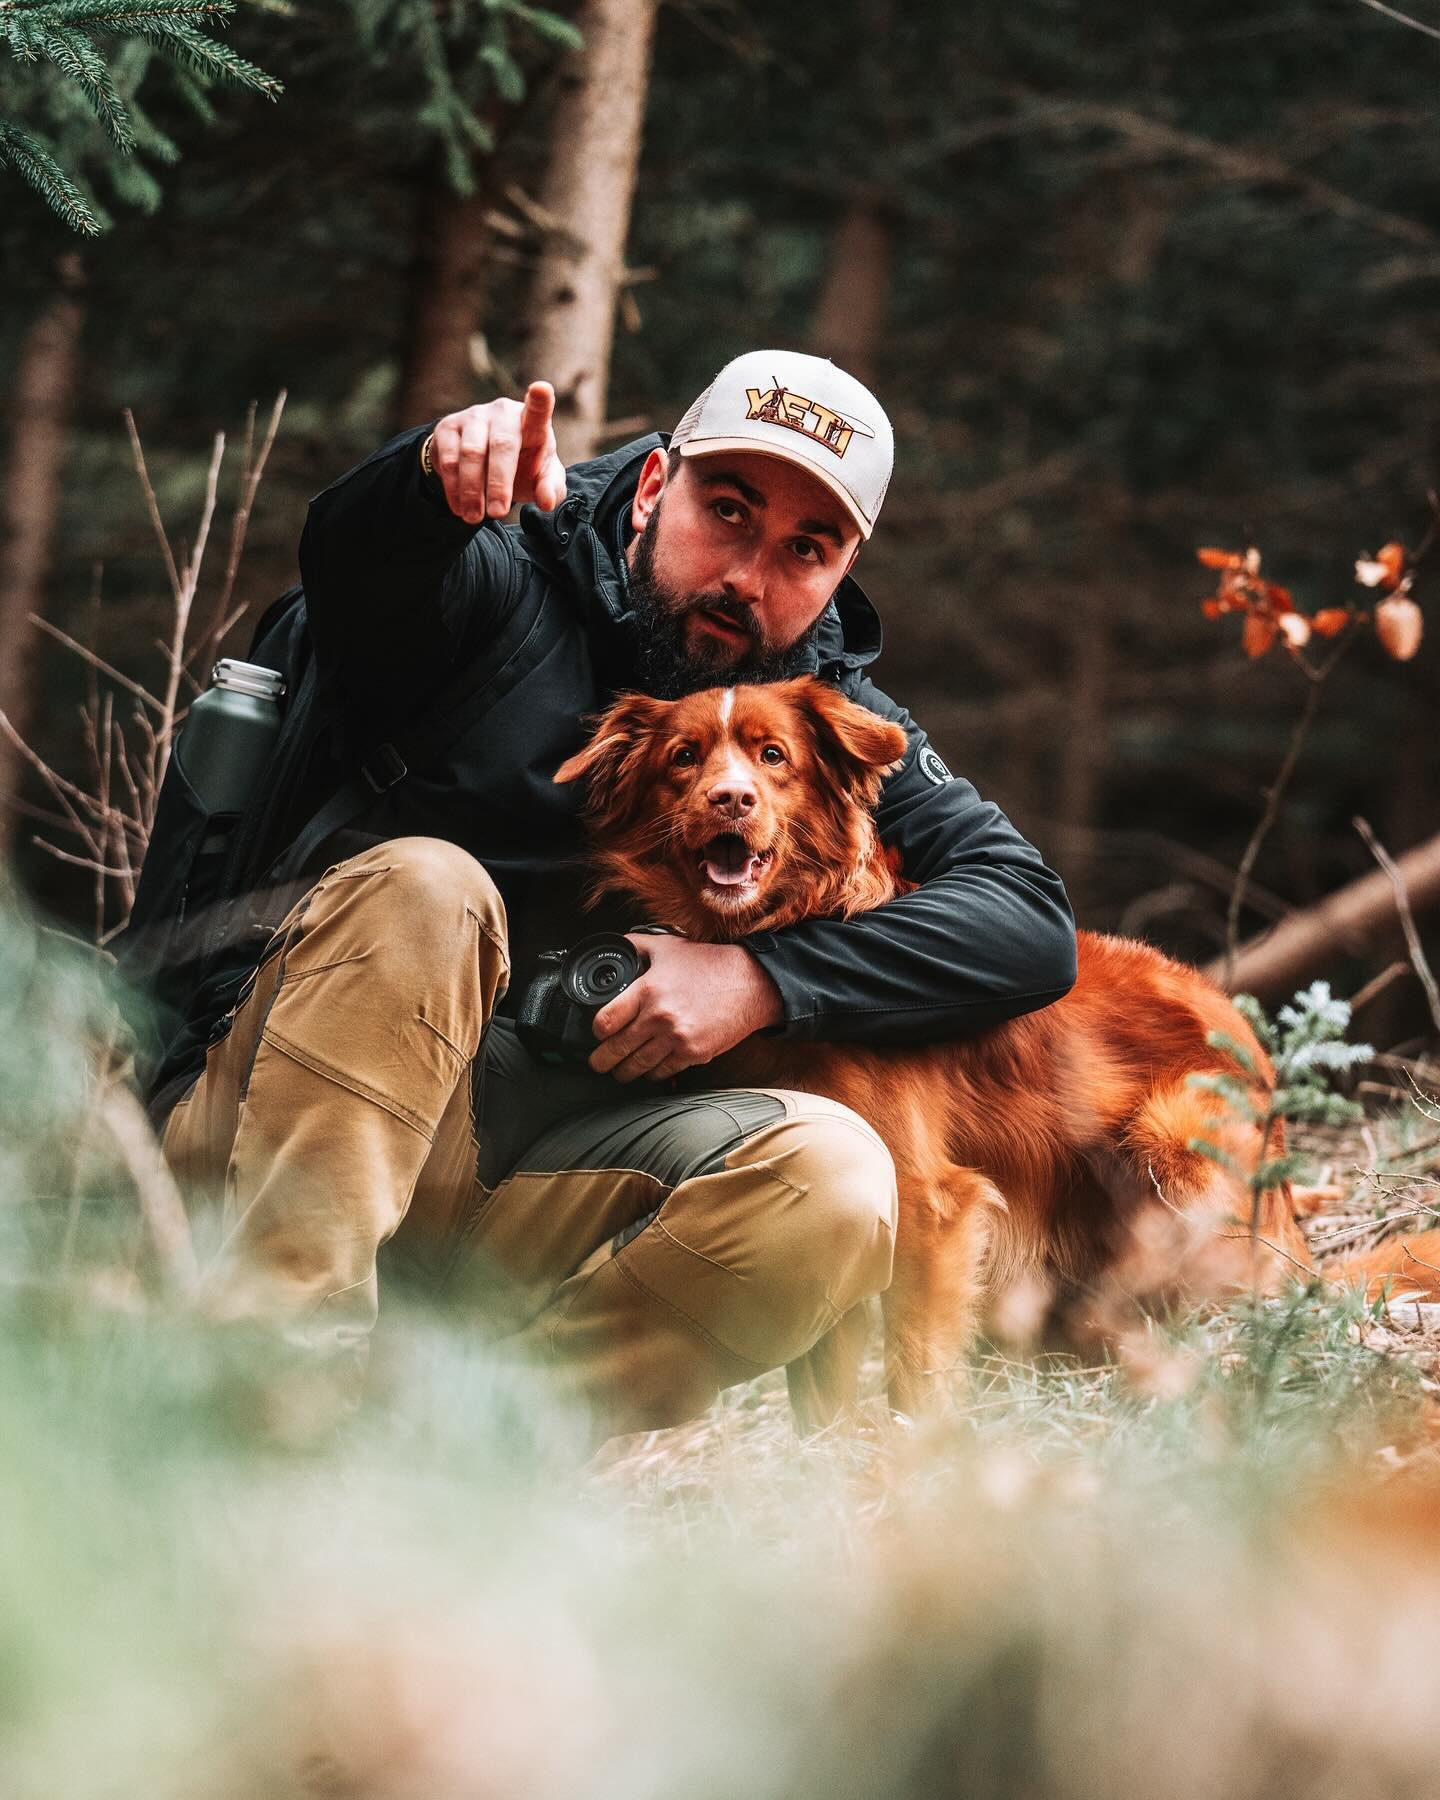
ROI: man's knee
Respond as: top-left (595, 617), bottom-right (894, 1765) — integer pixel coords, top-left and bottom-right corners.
top-left (312, 836), bottom-right (509, 980)
top-left (640, 1094), bottom-right (897, 1372)
top-left (348, 836), bottom-right (505, 936)
top-left (765, 1099), bottom-right (898, 1313)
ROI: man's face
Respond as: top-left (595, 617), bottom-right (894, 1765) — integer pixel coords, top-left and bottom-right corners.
top-left (625, 450), bottom-right (862, 699)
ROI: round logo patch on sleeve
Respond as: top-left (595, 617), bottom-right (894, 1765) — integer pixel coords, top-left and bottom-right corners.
top-left (919, 746), bottom-right (952, 786)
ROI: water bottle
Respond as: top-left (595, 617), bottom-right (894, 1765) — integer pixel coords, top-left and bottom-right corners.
top-left (174, 658), bottom-right (285, 913)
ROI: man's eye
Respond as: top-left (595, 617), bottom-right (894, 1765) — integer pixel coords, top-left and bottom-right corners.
top-left (712, 499), bottom-right (745, 525)
top-left (793, 539), bottom-right (823, 563)
top-left (760, 745), bottom-right (786, 766)
top-left (673, 746), bottom-right (698, 768)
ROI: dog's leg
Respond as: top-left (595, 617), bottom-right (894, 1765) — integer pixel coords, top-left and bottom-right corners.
top-left (785, 1301), bottom-right (874, 1435)
top-left (883, 1168), bottom-right (1003, 1417)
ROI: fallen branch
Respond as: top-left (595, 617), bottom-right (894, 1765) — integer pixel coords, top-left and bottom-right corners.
top-left (1207, 829), bottom-right (1440, 999)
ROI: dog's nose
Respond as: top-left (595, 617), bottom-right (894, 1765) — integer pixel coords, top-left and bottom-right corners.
top-left (708, 780), bottom-right (757, 817)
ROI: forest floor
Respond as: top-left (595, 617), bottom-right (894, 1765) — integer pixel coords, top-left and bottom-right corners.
top-left (3, 1106), bottom-right (1440, 1800)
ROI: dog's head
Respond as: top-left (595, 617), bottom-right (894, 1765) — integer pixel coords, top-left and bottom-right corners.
top-left (554, 677), bottom-right (910, 940)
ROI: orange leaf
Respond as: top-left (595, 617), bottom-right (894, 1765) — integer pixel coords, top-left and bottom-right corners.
top-left (1197, 547), bottom-right (1240, 570)
top-left (1243, 613), bottom-right (1277, 659)
top-left (1377, 541), bottom-right (1407, 589)
top-left (1263, 582), bottom-right (1296, 614)
top-left (1375, 595), bottom-right (1423, 661)
top-left (1201, 597), bottom-right (1224, 619)
top-left (1311, 608), bottom-right (1350, 638)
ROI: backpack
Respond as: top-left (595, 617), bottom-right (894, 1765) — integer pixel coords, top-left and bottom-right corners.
top-left (118, 574), bottom-right (567, 1113)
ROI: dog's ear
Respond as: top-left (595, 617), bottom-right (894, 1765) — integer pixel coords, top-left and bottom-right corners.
top-left (792, 678), bottom-right (909, 806)
top-left (554, 691), bottom-right (669, 814)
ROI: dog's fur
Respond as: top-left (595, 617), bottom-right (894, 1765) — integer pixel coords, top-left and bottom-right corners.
top-left (556, 677), bottom-right (1436, 1416)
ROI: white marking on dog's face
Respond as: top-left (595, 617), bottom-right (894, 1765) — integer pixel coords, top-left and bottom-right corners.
top-left (718, 687), bottom-right (735, 729)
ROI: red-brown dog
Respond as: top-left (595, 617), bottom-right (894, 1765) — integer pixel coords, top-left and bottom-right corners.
top-left (555, 677), bottom-right (1432, 1415)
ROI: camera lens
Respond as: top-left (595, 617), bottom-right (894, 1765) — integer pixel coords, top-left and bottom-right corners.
top-left (563, 934), bottom-right (644, 1009)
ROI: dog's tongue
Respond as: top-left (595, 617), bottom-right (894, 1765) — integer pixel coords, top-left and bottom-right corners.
top-left (703, 833), bottom-right (761, 888)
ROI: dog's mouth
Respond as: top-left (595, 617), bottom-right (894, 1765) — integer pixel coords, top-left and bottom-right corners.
top-left (695, 831), bottom-right (775, 903)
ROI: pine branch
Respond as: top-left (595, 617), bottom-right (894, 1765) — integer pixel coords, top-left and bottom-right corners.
top-left (132, 18), bottom-right (281, 95)
top-left (0, 120), bottom-right (102, 230)
top-left (33, 24), bottom-right (136, 148)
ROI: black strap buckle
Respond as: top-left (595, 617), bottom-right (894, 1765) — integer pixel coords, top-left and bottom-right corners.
top-left (362, 743), bottom-right (409, 793)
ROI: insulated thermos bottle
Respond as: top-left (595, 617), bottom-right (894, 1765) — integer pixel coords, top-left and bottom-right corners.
top-left (173, 657), bottom-right (285, 910)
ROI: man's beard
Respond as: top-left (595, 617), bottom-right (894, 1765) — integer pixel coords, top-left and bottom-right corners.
top-left (626, 498), bottom-right (823, 700)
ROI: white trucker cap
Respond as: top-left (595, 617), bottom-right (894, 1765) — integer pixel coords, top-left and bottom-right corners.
top-left (670, 350), bottom-right (893, 540)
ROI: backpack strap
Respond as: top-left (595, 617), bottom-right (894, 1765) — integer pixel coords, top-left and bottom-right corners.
top-left (264, 594), bottom-right (568, 886)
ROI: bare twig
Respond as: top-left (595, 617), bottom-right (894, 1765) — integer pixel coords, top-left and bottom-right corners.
top-left (196, 389), bottom-right (287, 672)
top-left (123, 408), bottom-right (184, 608)
top-left (152, 431), bottom-right (225, 820)
top-left (1354, 815), bottom-right (1440, 1036)
top-left (31, 840), bottom-right (133, 879)
top-left (96, 1082), bottom-right (197, 1292)
top-left (1225, 678), bottom-right (1324, 988)
top-left (0, 709), bottom-right (109, 855)
top-left (28, 615), bottom-right (162, 712)
top-left (1349, 959), bottom-right (1411, 1014)
top-left (1404, 1240), bottom-right (1440, 1277)
top-left (1355, 0), bottom-right (1440, 45)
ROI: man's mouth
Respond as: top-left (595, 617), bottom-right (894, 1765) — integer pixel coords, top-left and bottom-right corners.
top-left (695, 607), bottom-right (752, 645)
top-left (696, 831), bottom-right (773, 899)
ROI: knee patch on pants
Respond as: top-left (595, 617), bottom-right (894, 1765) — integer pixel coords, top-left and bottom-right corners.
top-left (616, 1092), bottom-right (898, 1371)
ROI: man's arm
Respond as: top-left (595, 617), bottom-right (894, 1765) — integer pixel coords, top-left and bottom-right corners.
top-left (298, 384), bottom-right (567, 736)
top-left (740, 678), bottom-right (1077, 1045)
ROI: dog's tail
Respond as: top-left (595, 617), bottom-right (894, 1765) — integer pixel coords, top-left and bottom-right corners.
top-left (1330, 1227), bottom-right (1440, 1302)
top-left (1121, 1078), bottom-right (1315, 1285)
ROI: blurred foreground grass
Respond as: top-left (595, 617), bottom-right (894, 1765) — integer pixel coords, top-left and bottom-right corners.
top-left (4, 894), bottom-right (1440, 1800)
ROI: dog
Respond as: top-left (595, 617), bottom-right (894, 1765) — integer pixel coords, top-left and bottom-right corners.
top-left (555, 677), bottom-right (1435, 1416)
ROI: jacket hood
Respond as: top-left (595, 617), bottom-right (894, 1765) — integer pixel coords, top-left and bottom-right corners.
top-left (519, 434), bottom-right (883, 682)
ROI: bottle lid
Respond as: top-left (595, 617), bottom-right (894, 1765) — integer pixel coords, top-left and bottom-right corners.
top-left (211, 659), bottom-right (286, 701)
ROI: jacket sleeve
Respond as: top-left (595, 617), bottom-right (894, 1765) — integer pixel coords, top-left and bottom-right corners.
top-left (741, 677), bottom-right (1077, 1045)
top-left (298, 423), bottom-right (525, 743)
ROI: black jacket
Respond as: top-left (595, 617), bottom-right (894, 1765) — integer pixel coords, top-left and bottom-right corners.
top-left (295, 425), bottom-right (1077, 1045)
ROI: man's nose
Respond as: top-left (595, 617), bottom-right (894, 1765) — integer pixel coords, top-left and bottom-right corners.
top-left (708, 776), bottom-right (757, 817)
top-left (722, 550), bottom-right (766, 611)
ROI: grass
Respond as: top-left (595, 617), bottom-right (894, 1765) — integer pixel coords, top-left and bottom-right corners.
top-left (3, 897), bottom-right (1440, 1799)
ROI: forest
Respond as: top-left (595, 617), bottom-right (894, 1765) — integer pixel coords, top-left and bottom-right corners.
top-left (3, 3), bottom-right (1440, 1796)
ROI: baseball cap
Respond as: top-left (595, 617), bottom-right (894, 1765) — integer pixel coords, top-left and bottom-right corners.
top-left (669, 350), bottom-right (893, 540)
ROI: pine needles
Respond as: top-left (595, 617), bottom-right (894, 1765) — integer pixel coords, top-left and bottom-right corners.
top-left (0, 0), bottom-right (281, 232)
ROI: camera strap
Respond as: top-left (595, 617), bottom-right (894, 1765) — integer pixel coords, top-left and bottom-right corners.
top-left (264, 597), bottom-right (569, 890)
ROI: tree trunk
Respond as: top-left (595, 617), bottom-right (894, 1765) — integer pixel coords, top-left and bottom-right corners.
top-left (1207, 830), bottom-right (1440, 1000)
top-left (526, 0), bottom-right (659, 465)
top-left (0, 251), bottom-right (85, 851)
top-left (810, 185), bottom-right (894, 388)
top-left (394, 186), bottom-right (497, 430)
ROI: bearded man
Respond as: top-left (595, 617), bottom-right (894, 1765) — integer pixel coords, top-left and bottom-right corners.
top-left (160, 351), bottom-right (1076, 1441)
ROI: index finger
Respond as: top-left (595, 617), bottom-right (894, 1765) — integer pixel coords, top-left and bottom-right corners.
top-left (519, 381), bottom-right (555, 454)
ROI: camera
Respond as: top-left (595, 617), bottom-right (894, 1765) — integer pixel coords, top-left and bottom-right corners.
top-left (515, 932), bottom-right (649, 1064)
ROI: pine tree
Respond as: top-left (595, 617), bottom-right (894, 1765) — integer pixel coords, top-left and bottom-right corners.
top-left (0, 0), bottom-right (280, 233)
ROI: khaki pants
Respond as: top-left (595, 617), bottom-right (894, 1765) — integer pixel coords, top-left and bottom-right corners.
top-left (162, 838), bottom-right (897, 1439)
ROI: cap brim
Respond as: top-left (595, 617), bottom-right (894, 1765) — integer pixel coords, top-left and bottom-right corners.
top-left (675, 436), bottom-right (874, 540)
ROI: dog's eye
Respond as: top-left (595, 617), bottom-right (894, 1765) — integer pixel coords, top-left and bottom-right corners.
top-left (759, 745), bottom-right (786, 766)
top-left (672, 746), bottom-right (698, 768)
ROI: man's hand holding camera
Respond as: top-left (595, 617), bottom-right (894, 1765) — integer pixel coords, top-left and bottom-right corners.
top-left (589, 934), bottom-right (783, 1083)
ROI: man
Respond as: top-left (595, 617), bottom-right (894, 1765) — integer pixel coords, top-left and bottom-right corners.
top-left (161, 351), bottom-right (1076, 1440)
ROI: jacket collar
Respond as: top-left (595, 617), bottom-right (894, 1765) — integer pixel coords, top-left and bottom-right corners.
top-left (519, 434), bottom-right (884, 680)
